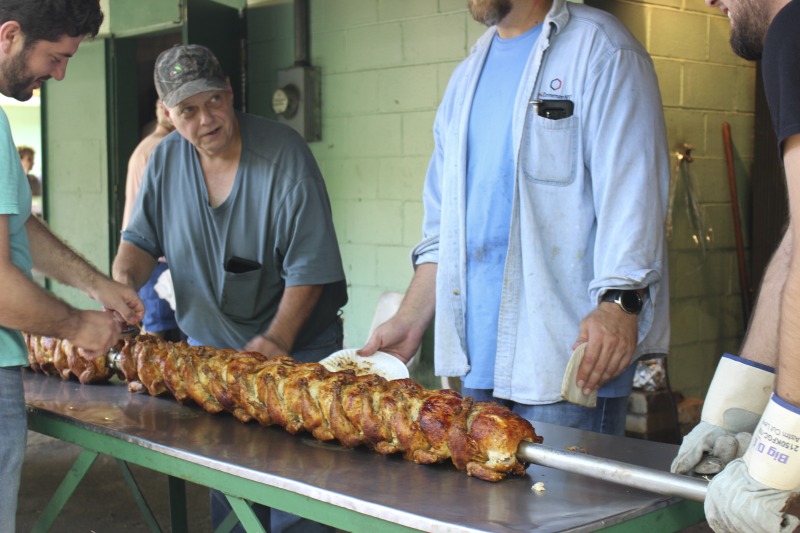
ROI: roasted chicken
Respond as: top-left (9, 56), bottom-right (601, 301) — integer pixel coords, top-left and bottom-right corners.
top-left (24, 333), bottom-right (543, 481)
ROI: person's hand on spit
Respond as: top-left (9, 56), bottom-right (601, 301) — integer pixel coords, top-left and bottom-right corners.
top-left (358, 263), bottom-right (436, 364)
top-left (671, 354), bottom-right (774, 475)
top-left (67, 309), bottom-right (125, 358)
top-left (704, 394), bottom-right (800, 533)
top-left (91, 276), bottom-right (146, 327)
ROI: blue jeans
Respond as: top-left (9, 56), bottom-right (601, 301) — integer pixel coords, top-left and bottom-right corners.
top-left (461, 387), bottom-right (629, 436)
top-left (210, 317), bottom-right (343, 533)
top-left (0, 367), bottom-right (27, 533)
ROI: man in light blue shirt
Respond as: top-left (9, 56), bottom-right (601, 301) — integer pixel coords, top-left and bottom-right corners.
top-left (362, 0), bottom-right (670, 436)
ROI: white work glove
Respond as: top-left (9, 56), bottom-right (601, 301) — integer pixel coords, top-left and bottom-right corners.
top-left (672, 354), bottom-right (774, 475)
top-left (705, 394), bottom-right (800, 533)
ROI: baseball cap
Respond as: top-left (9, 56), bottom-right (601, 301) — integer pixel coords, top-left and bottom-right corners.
top-left (154, 44), bottom-right (229, 108)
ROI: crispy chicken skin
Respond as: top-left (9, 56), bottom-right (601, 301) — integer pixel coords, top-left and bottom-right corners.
top-left (24, 333), bottom-right (542, 481)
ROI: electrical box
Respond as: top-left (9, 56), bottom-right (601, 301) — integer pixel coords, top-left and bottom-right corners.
top-left (272, 65), bottom-right (320, 142)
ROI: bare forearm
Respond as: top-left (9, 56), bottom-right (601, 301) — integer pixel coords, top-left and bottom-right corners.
top-left (396, 262), bottom-right (437, 332)
top-left (777, 136), bottom-right (800, 404)
top-left (0, 259), bottom-right (81, 338)
top-left (26, 215), bottom-right (105, 294)
top-left (261, 285), bottom-right (323, 352)
top-left (111, 240), bottom-right (158, 291)
top-left (740, 226), bottom-right (790, 368)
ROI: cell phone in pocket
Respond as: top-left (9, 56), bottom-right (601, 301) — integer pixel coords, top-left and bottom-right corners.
top-left (225, 256), bottom-right (261, 274)
top-left (534, 99), bottom-right (574, 120)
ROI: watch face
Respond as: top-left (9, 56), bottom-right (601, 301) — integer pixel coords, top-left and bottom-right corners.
top-left (620, 291), bottom-right (642, 313)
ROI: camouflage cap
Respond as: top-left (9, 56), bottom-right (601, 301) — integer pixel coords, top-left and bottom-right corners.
top-left (154, 44), bottom-right (228, 108)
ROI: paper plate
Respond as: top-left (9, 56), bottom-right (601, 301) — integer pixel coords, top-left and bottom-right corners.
top-left (320, 349), bottom-right (409, 380)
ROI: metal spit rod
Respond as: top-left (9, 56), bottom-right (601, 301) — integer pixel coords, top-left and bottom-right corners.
top-left (516, 441), bottom-right (708, 503)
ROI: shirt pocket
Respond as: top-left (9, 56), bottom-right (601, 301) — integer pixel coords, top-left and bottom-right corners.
top-left (520, 113), bottom-right (579, 186)
top-left (220, 269), bottom-right (262, 321)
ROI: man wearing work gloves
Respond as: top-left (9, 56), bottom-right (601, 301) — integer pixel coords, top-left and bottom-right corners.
top-left (671, 0), bottom-right (800, 530)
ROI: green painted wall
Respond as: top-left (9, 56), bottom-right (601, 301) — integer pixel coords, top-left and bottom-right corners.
top-left (43, 39), bottom-right (111, 310)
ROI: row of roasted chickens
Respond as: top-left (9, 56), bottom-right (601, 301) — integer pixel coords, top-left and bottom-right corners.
top-left (24, 333), bottom-right (542, 482)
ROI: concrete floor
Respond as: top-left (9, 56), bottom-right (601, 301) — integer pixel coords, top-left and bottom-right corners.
top-left (17, 431), bottom-right (212, 532)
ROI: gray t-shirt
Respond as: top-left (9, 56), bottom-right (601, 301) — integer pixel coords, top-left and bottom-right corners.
top-left (123, 112), bottom-right (346, 350)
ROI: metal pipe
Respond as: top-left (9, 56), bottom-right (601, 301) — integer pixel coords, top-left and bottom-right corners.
top-left (517, 442), bottom-right (708, 503)
top-left (294, 0), bottom-right (309, 66)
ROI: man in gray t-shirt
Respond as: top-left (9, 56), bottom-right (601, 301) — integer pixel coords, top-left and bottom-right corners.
top-left (113, 44), bottom-right (346, 358)
top-left (112, 44), bottom-right (345, 533)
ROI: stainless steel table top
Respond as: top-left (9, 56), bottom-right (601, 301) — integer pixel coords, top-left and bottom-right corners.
top-left (23, 371), bottom-right (692, 532)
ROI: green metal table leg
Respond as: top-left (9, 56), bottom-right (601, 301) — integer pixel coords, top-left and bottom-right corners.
top-left (115, 459), bottom-right (162, 532)
top-left (222, 495), bottom-right (267, 533)
top-left (168, 476), bottom-right (188, 533)
top-left (31, 449), bottom-right (98, 533)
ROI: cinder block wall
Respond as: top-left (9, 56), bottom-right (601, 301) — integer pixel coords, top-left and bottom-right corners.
top-left (247, 0), bottom-right (755, 396)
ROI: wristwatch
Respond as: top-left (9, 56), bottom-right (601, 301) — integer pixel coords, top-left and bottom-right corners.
top-left (601, 289), bottom-right (643, 315)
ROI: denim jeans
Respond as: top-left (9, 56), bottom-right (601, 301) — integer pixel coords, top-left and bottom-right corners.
top-left (0, 366), bottom-right (27, 533)
top-left (461, 387), bottom-right (629, 436)
top-left (210, 317), bottom-right (343, 533)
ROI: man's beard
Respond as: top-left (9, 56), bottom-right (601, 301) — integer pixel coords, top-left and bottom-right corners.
top-left (729, 0), bottom-right (772, 60)
top-left (468, 0), bottom-right (513, 27)
top-left (1, 46), bottom-right (37, 101)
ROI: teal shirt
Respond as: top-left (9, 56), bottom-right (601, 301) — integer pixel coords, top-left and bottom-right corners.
top-left (0, 108), bottom-right (33, 367)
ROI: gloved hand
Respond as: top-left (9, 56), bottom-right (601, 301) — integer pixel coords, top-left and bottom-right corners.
top-left (706, 459), bottom-right (800, 533)
top-left (671, 354), bottom-right (774, 475)
top-left (705, 394), bottom-right (800, 533)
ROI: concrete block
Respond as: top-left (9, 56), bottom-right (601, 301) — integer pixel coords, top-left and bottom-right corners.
top-left (345, 199), bottom-right (404, 245)
top-left (653, 58), bottom-right (682, 107)
top-left (324, 158), bottom-right (380, 201)
top-left (669, 297), bottom-right (702, 344)
top-left (310, 31), bottom-right (348, 74)
top-left (403, 13), bottom-right (468, 63)
top-left (663, 108), bottom-right (706, 156)
top-left (340, 243), bottom-right (378, 286)
top-left (378, 0), bottom-right (438, 20)
top-left (684, 157), bottom-right (729, 204)
top-left (377, 156), bottom-right (427, 200)
top-left (707, 16), bottom-right (751, 67)
top-left (345, 113), bottom-right (404, 157)
top-left (683, 62), bottom-right (740, 111)
top-left (403, 111), bottom-right (437, 156)
top-left (439, 0), bottom-right (467, 13)
top-left (376, 245), bottom-right (415, 289)
top-left (345, 23), bottom-right (404, 70)
top-left (590, 0), bottom-right (649, 47)
top-left (341, 285), bottom-right (387, 349)
top-left (650, 10), bottom-right (708, 61)
top-left (314, 0), bottom-right (378, 32)
top-left (436, 60), bottom-right (460, 92)
top-left (378, 65), bottom-right (439, 112)
top-left (323, 71), bottom-right (379, 117)
top-left (403, 202), bottom-right (424, 246)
